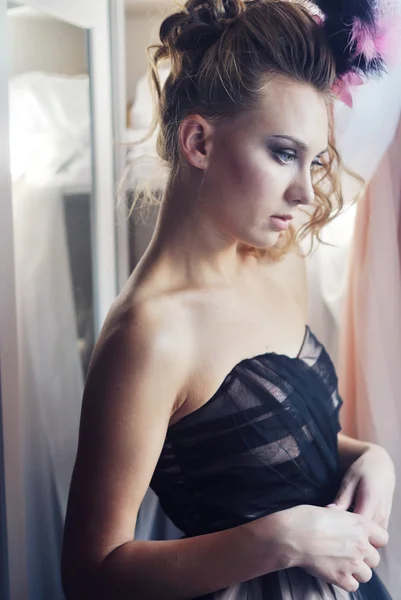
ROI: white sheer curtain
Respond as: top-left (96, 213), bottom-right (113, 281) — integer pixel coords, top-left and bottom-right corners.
top-left (306, 66), bottom-right (401, 597)
top-left (336, 118), bottom-right (401, 597)
top-left (306, 64), bottom-right (401, 367)
top-left (9, 72), bottom-right (90, 600)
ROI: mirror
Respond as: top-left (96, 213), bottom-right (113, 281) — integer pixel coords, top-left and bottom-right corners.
top-left (8, 2), bottom-right (95, 374)
top-left (7, 3), bottom-right (95, 598)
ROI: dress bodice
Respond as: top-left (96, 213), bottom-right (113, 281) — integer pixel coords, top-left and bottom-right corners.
top-left (150, 326), bottom-right (343, 537)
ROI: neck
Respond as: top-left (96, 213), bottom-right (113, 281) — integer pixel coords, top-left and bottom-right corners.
top-left (137, 175), bottom-right (255, 289)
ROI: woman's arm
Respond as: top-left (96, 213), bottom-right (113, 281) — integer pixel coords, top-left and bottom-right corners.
top-left (334, 434), bottom-right (395, 530)
top-left (61, 303), bottom-right (292, 600)
top-left (74, 515), bottom-right (290, 600)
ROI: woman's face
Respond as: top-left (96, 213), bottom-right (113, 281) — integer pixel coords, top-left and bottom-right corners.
top-left (199, 76), bottom-right (329, 249)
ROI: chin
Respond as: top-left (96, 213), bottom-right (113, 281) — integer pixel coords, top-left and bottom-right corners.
top-left (232, 223), bottom-right (283, 252)
top-left (244, 232), bottom-right (281, 250)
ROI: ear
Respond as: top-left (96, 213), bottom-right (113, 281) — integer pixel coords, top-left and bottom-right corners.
top-left (179, 115), bottom-right (214, 170)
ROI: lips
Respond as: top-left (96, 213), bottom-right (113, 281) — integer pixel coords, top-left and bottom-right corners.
top-left (269, 214), bottom-right (293, 232)
top-left (272, 214), bottom-right (293, 221)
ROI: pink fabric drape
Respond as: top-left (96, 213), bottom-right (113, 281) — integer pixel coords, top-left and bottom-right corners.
top-left (338, 117), bottom-right (401, 595)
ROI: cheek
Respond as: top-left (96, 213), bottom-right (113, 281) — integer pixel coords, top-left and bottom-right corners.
top-left (223, 145), bottom-right (280, 208)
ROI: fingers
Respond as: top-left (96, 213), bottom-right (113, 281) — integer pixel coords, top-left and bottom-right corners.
top-left (364, 545), bottom-right (381, 569)
top-left (353, 491), bottom-right (391, 532)
top-left (334, 476), bottom-right (360, 511)
top-left (374, 513), bottom-right (389, 532)
top-left (367, 520), bottom-right (389, 549)
top-left (353, 561), bottom-right (373, 585)
top-left (373, 502), bottom-right (392, 531)
top-left (335, 549), bottom-right (379, 593)
top-left (337, 574), bottom-right (360, 593)
top-left (353, 486), bottom-right (374, 520)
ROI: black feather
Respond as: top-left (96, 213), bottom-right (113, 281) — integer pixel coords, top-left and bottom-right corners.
top-left (310, 0), bottom-right (386, 79)
top-left (322, 14), bottom-right (355, 75)
top-left (313, 0), bottom-right (378, 25)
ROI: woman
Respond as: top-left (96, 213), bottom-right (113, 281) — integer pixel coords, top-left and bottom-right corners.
top-left (61, 1), bottom-right (396, 598)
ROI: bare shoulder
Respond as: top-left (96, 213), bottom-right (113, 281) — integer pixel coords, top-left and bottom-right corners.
top-left (85, 289), bottom-right (194, 418)
top-left (62, 290), bottom-right (195, 583)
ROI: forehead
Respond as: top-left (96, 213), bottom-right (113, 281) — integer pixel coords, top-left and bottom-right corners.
top-left (240, 76), bottom-right (329, 151)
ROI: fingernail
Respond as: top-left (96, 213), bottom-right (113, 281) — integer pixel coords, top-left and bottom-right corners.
top-left (327, 504), bottom-right (337, 508)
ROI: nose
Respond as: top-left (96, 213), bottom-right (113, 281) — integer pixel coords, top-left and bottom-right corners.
top-left (285, 168), bottom-right (315, 207)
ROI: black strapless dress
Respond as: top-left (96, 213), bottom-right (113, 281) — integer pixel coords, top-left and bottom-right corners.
top-left (150, 327), bottom-right (392, 599)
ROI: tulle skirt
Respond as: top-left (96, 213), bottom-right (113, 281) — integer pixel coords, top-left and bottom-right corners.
top-left (198, 567), bottom-right (392, 599)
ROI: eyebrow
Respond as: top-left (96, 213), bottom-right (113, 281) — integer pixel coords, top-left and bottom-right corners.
top-left (270, 135), bottom-right (328, 156)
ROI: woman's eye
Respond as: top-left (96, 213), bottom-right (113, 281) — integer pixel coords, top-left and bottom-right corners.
top-left (274, 150), bottom-right (296, 164)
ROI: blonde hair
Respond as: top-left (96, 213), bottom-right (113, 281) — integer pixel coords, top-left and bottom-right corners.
top-left (125, 0), bottom-right (364, 256)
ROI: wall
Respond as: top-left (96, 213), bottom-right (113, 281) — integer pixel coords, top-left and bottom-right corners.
top-left (7, 12), bottom-right (87, 78)
top-left (125, 8), bottom-right (165, 106)
top-left (2, 2), bottom-right (116, 599)
top-left (124, 7), bottom-right (168, 269)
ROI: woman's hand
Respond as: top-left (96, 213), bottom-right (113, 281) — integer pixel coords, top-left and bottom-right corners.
top-left (332, 445), bottom-right (395, 531)
top-left (283, 504), bottom-right (389, 593)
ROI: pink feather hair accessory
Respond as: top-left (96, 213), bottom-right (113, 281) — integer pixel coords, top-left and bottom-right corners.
top-left (331, 72), bottom-right (365, 108)
top-left (350, 18), bottom-right (378, 61)
top-left (350, 13), bottom-right (401, 66)
top-left (332, 5), bottom-right (401, 107)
